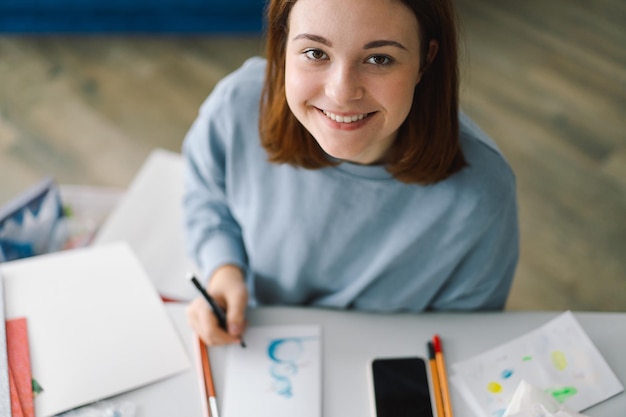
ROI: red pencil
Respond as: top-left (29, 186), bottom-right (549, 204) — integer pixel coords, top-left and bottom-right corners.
top-left (433, 334), bottom-right (454, 417)
top-left (198, 338), bottom-right (220, 417)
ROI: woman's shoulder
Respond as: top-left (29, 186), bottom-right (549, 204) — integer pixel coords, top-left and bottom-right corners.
top-left (218, 56), bottom-right (267, 89)
top-left (184, 57), bottom-right (267, 155)
top-left (458, 112), bottom-right (515, 180)
top-left (199, 56), bottom-right (267, 115)
top-left (453, 112), bottom-right (517, 213)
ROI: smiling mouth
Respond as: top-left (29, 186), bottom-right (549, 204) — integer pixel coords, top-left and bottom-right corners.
top-left (321, 109), bottom-right (373, 124)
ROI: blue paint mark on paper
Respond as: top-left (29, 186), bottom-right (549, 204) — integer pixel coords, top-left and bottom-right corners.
top-left (267, 337), bottom-right (317, 398)
top-left (492, 408), bottom-right (506, 417)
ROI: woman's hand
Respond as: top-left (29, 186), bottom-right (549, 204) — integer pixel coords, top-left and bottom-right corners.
top-left (187, 264), bottom-right (248, 346)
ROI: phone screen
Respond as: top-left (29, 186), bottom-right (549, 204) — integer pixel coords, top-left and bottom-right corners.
top-left (370, 357), bottom-right (433, 417)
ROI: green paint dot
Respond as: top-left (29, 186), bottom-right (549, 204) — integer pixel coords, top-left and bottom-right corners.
top-left (546, 386), bottom-right (578, 403)
top-left (522, 355), bottom-right (533, 361)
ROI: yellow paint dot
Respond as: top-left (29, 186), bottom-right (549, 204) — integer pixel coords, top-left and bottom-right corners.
top-left (551, 350), bottom-right (568, 371)
top-left (487, 382), bottom-right (502, 393)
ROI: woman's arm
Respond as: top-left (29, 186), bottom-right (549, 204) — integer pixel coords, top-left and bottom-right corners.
top-left (181, 78), bottom-right (252, 345)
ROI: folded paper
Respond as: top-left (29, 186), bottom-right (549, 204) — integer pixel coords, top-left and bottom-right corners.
top-left (503, 380), bottom-right (589, 417)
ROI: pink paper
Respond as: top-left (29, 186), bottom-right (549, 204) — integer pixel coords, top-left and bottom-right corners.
top-left (6, 318), bottom-right (34, 417)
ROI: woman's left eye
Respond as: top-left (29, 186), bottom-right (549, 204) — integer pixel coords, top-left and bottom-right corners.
top-left (366, 55), bottom-right (393, 66)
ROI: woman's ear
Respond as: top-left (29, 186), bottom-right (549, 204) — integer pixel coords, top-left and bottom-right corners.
top-left (416, 40), bottom-right (439, 85)
top-left (425, 39), bottom-right (439, 68)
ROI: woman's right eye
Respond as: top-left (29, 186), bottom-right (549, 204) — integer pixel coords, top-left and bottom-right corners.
top-left (303, 48), bottom-right (328, 61)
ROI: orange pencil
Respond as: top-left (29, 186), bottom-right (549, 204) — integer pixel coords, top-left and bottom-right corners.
top-left (428, 341), bottom-right (445, 417)
top-left (198, 338), bottom-right (220, 417)
top-left (433, 334), bottom-right (454, 417)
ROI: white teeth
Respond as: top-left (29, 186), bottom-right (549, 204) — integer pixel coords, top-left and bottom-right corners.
top-left (322, 110), bottom-right (367, 123)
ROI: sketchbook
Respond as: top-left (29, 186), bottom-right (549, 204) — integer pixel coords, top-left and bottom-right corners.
top-left (1, 242), bottom-right (190, 417)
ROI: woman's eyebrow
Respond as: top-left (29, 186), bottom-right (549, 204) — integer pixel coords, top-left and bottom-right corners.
top-left (364, 40), bottom-right (408, 50)
top-left (292, 33), bottom-right (332, 46)
top-left (291, 35), bottom-right (407, 51)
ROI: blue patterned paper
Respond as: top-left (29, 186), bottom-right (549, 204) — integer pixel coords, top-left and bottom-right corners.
top-left (0, 178), bottom-right (68, 262)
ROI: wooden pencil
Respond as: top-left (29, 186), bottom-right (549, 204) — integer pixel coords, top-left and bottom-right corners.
top-left (433, 334), bottom-right (454, 417)
top-left (198, 338), bottom-right (220, 417)
top-left (428, 341), bottom-right (445, 417)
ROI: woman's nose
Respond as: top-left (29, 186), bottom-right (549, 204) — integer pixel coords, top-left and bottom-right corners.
top-left (324, 63), bottom-right (364, 104)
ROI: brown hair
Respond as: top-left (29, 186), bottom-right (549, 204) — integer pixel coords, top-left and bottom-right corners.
top-left (259, 0), bottom-right (466, 184)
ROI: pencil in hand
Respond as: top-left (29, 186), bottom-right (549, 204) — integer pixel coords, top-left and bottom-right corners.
top-left (189, 274), bottom-right (246, 348)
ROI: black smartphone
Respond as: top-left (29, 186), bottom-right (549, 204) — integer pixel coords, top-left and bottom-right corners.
top-left (368, 356), bottom-right (434, 417)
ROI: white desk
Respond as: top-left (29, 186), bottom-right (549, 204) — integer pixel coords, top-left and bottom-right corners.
top-left (116, 305), bottom-right (625, 417)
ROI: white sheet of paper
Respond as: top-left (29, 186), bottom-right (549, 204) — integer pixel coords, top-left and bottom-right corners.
top-left (0, 275), bottom-right (10, 417)
top-left (93, 149), bottom-right (199, 301)
top-left (221, 325), bottom-right (322, 417)
top-left (1, 242), bottom-right (190, 417)
top-left (451, 311), bottom-right (624, 417)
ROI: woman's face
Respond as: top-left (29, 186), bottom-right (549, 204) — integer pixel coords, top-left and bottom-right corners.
top-left (285, 0), bottom-right (424, 165)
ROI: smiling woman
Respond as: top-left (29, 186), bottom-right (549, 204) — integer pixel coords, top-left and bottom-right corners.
top-left (183, 0), bottom-right (520, 347)
top-left (261, 0), bottom-right (464, 182)
top-left (283, 0), bottom-right (424, 165)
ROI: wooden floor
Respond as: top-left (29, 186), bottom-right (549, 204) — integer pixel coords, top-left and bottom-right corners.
top-left (1, 0), bottom-right (624, 311)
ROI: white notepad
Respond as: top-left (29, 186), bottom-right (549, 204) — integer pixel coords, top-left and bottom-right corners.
top-left (221, 325), bottom-right (322, 417)
top-left (1, 242), bottom-right (190, 417)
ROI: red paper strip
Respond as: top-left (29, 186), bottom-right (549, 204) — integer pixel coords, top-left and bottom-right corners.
top-left (6, 318), bottom-right (35, 417)
top-left (9, 368), bottom-right (25, 417)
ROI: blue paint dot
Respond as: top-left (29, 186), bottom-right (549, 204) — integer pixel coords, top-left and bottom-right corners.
top-left (493, 408), bottom-right (506, 417)
top-left (501, 369), bottom-right (513, 379)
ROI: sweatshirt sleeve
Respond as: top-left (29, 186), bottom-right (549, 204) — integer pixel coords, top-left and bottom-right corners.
top-left (181, 79), bottom-right (248, 285)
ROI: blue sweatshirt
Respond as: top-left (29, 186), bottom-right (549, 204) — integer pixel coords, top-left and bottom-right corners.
top-left (182, 57), bottom-right (519, 312)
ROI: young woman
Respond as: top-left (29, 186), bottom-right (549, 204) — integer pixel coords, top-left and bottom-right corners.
top-left (184, 0), bottom-right (519, 346)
